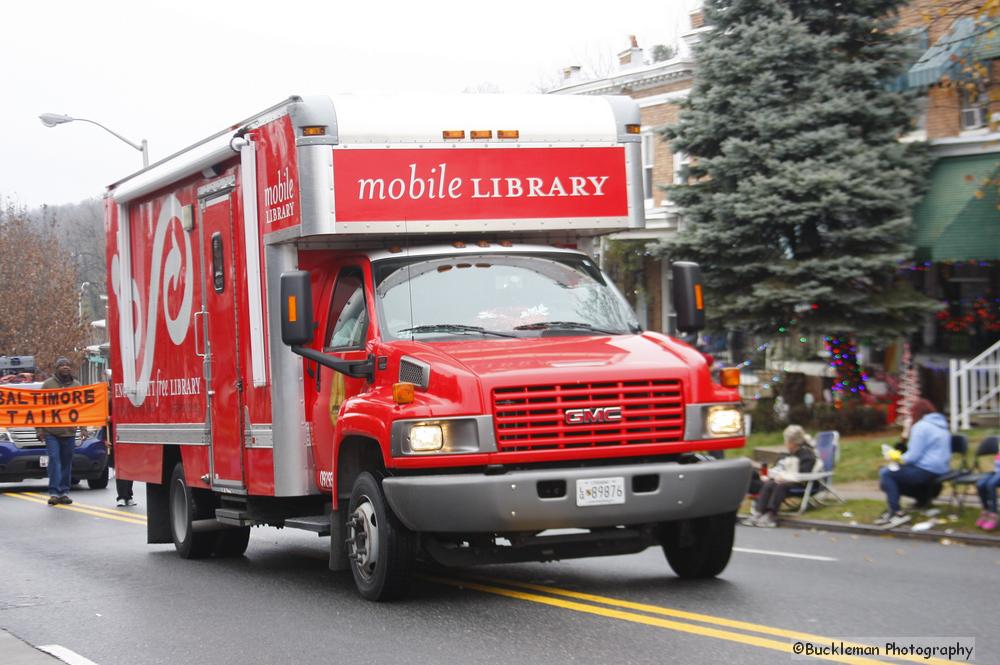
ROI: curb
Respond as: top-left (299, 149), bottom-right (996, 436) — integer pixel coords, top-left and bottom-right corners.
top-left (0, 629), bottom-right (62, 665)
top-left (767, 517), bottom-right (1000, 548)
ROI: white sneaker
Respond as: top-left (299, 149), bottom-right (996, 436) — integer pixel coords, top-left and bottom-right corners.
top-left (887, 511), bottom-right (911, 528)
top-left (117, 498), bottom-right (136, 507)
top-left (755, 513), bottom-right (778, 528)
top-left (116, 498), bottom-right (126, 507)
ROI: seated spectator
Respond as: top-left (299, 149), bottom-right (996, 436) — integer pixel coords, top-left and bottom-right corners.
top-left (875, 398), bottom-right (950, 527)
top-left (975, 451), bottom-right (1000, 531)
top-left (747, 425), bottom-right (817, 528)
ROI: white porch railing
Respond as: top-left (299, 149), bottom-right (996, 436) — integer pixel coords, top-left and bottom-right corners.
top-left (950, 338), bottom-right (1000, 431)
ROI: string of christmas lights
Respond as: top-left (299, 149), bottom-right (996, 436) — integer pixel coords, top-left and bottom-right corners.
top-left (824, 336), bottom-right (867, 395)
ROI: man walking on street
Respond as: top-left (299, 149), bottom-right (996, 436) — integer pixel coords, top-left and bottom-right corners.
top-left (38, 357), bottom-right (80, 506)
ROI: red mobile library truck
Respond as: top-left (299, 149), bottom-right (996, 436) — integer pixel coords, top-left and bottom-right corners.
top-left (106, 93), bottom-right (751, 600)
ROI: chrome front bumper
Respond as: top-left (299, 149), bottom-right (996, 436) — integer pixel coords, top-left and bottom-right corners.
top-left (382, 457), bottom-right (752, 533)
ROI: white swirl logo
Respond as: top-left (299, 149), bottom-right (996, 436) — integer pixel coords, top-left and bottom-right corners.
top-left (111, 194), bottom-right (193, 406)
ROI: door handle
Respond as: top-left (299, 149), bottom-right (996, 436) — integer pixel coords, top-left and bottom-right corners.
top-left (194, 310), bottom-right (206, 358)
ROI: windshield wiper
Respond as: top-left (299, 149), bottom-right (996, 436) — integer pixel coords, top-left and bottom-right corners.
top-left (398, 324), bottom-right (517, 338)
top-left (513, 321), bottom-right (622, 335)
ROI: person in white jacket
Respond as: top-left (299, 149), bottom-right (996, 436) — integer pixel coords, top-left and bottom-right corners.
top-left (749, 425), bottom-right (817, 528)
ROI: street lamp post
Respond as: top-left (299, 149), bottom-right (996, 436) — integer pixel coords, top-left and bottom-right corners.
top-left (39, 112), bottom-right (149, 168)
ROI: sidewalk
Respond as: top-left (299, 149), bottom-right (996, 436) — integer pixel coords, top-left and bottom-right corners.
top-left (0, 630), bottom-right (63, 665)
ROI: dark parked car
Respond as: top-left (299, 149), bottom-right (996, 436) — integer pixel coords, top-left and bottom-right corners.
top-left (0, 384), bottom-right (109, 488)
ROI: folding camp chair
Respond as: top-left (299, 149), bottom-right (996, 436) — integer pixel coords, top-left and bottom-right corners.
top-left (950, 435), bottom-right (1000, 511)
top-left (785, 430), bottom-right (845, 514)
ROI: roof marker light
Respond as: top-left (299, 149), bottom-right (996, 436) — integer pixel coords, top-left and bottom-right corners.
top-left (497, 130), bottom-right (519, 139)
top-left (470, 130), bottom-right (492, 139)
top-left (442, 130), bottom-right (465, 139)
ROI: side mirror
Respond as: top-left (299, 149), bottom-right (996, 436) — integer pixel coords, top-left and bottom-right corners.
top-left (279, 269), bottom-right (375, 382)
top-left (672, 261), bottom-right (705, 333)
top-left (280, 271), bottom-right (314, 346)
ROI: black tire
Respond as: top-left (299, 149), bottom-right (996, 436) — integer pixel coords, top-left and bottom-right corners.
top-left (345, 472), bottom-right (413, 601)
top-left (213, 527), bottom-right (251, 557)
top-left (661, 511), bottom-right (736, 579)
top-left (168, 462), bottom-right (216, 559)
top-left (87, 462), bottom-right (110, 490)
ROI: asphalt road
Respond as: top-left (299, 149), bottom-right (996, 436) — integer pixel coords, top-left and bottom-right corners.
top-left (0, 478), bottom-right (994, 665)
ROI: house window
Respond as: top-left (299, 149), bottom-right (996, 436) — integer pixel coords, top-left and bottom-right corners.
top-left (960, 91), bottom-right (988, 130)
top-left (673, 151), bottom-right (689, 185)
top-left (641, 132), bottom-right (655, 203)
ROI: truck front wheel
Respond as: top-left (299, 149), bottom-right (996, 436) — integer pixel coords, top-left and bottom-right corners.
top-left (660, 511), bottom-right (736, 579)
top-left (345, 472), bottom-right (413, 601)
top-left (169, 462), bottom-right (216, 559)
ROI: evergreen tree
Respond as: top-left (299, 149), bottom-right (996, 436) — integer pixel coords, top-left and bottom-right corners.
top-left (658, 0), bottom-right (936, 355)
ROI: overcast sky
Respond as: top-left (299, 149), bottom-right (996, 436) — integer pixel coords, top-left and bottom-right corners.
top-left (2, 0), bottom-right (698, 208)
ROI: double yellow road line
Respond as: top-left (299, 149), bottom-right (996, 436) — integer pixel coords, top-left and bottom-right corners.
top-left (425, 574), bottom-right (956, 665)
top-left (1, 490), bottom-right (957, 665)
top-left (5, 491), bottom-right (146, 526)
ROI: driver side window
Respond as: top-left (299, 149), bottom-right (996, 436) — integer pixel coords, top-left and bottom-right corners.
top-left (324, 268), bottom-right (368, 351)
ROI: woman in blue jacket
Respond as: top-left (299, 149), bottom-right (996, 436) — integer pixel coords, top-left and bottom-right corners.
top-left (876, 398), bottom-right (951, 527)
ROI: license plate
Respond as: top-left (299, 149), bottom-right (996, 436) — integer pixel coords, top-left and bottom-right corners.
top-left (39, 455), bottom-right (48, 468)
top-left (576, 477), bottom-right (625, 507)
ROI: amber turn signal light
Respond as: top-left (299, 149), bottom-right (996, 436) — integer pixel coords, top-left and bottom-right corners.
top-left (720, 367), bottom-right (741, 388)
top-left (302, 126), bottom-right (326, 136)
top-left (393, 382), bottom-right (416, 405)
top-left (625, 124), bottom-right (641, 134)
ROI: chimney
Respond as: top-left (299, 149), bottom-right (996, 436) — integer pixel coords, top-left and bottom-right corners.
top-left (617, 35), bottom-right (644, 70)
top-left (562, 65), bottom-right (583, 83)
top-left (689, 9), bottom-right (706, 29)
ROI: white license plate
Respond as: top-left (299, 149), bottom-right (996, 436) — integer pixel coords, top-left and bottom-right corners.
top-left (39, 455), bottom-right (48, 468)
top-left (576, 477), bottom-right (625, 507)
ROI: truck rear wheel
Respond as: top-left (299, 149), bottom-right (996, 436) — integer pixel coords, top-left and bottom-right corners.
top-left (169, 462), bottom-right (216, 559)
top-left (345, 472), bottom-right (413, 601)
top-left (661, 511), bottom-right (736, 579)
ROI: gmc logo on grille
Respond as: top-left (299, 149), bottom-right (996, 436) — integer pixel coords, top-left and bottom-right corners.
top-left (564, 406), bottom-right (623, 425)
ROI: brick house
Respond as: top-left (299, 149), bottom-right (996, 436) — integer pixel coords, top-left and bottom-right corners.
top-left (895, 1), bottom-right (1000, 368)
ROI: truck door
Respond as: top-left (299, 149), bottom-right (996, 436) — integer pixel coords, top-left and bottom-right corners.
top-left (312, 265), bottom-right (372, 483)
top-left (198, 188), bottom-right (245, 489)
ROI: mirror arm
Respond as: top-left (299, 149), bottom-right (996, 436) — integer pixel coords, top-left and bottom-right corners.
top-left (290, 346), bottom-right (374, 381)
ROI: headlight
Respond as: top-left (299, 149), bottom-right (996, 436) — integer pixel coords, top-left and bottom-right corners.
top-left (0, 429), bottom-right (10, 442)
top-left (706, 406), bottom-right (743, 437)
top-left (392, 417), bottom-right (497, 456)
top-left (409, 425), bottom-right (444, 452)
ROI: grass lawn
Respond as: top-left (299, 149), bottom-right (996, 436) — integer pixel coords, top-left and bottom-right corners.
top-left (734, 426), bottom-right (999, 484)
top-left (792, 498), bottom-right (989, 536)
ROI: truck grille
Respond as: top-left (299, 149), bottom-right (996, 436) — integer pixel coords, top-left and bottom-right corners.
top-left (492, 380), bottom-right (684, 452)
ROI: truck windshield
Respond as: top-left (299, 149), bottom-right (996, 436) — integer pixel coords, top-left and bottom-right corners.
top-left (373, 252), bottom-right (640, 340)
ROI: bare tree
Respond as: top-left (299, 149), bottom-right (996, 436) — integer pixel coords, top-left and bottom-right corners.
top-left (0, 199), bottom-right (89, 371)
top-left (34, 199), bottom-right (105, 293)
